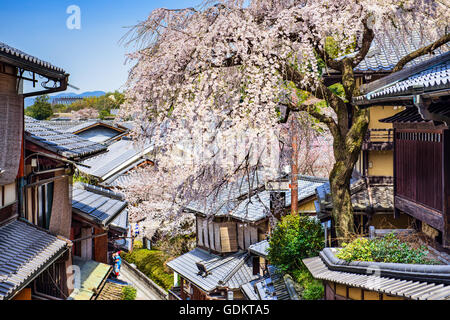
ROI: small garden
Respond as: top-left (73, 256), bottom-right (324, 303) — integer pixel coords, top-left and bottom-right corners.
top-left (120, 235), bottom-right (195, 291)
top-left (336, 233), bottom-right (440, 265)
top-left (120, 241), bottom-right (174, 291)
top-left (267, 214), bottom-right (325, 300)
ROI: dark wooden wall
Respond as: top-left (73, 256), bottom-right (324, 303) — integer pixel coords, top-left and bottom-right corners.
top-left (395, 129), bottom-right (443, 212)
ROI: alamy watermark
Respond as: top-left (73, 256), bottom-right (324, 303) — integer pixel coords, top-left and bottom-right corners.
top-left (66, 5), bottom-right (81, 30)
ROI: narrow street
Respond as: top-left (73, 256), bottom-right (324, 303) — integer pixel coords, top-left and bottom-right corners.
top-left (117, 265), bottom-right (162, 300)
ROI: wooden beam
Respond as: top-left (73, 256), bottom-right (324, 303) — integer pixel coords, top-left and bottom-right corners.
top-left (395, 196), bottom-right (443, 231)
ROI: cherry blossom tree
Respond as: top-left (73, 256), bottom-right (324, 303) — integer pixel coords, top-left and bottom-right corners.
top-left (71, 108), bottom-right (99, 120)
top-left (119, 0), bottom-right (449, 242)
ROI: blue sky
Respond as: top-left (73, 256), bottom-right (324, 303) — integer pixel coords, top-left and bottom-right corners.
top-left (0, 0), bottom-right (201, 94)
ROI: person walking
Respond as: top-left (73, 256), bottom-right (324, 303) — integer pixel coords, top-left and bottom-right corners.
top-left (113, 251), bottom-right (122, 277)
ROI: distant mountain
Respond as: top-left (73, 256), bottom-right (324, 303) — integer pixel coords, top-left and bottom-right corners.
top-left (25, 91), bottom-right (106, 107)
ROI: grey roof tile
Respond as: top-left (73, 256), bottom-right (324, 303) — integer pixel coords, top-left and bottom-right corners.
top-left (353, 32), bottom-right (449, 73)
top-left (316, 178), bottom-right (393, 216)
top-left (72, 183), bottom-right (127, 227)
top-left (0, 220), bottom-right (68, 300)
top-left (303, 255), bottom-right (450, 300)
top-left (78, 139), bottom-right (152, 180)
top-left (25, 116), bottom-right (106, 160)
top-left (367, 58), bottom-right (450, 101)
top-left (166, 248), bottom-right (260, 292)
top-left (0, 42), bottom-right (65, 74)
top-left (248, 240), bottom-right (269, 258)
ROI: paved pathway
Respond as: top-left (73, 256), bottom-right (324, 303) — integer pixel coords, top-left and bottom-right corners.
top-left (117, 266), bottom-right (161, 300)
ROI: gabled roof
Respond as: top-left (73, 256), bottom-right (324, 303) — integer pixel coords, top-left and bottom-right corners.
top-left (0, 219), bottom-right (68, 300)
top-left (186, 174), bottom-right (328, 222)
top-left (72, 183), bottom-right (127, 227)
top-left (67, 121), bottom-right (129, 144)
top-left (78, 139), bottom-right (153, 181)
top-left (184, 172), bottom-right (268, 222)
top-left (0, 42), bottom-right (66, 80)
top-left (25, 116), bottom-right (107, 160)
top-left (166, 248), bottom-right (259, 293)
top-left (248, 239), bottom-right (269, 258)
top-left (66, 120), bottom-right (127, 134)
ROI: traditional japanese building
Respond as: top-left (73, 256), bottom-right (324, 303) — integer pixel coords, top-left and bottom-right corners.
top-left (316, 32), bottom-right (449, 243)
top-left (71, 182), bottom-right (129, 264)
top-left (354, 50), bottom-right (450, 249)
top-left (23, 116), bottom-right (107, 299)
top-left (166, 172), bottom-right (312, 300)
top-left (0, 41), bottom-right (73, 300)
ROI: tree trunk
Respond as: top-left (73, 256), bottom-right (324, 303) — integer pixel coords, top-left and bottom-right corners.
top-left (328, 108), bottom-right (369, 244)
top-left (329, 157), bottom-right (355, 243)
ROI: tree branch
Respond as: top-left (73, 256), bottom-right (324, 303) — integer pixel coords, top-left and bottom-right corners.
top-left (285, 99), bottom-right (339, 138)
top-left (392, 33), bottom-right (450, 72)
top-left (351, 19), bottom-right (375, 68)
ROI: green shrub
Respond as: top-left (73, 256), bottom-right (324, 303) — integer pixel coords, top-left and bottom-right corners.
top-left (292, 268), bottom-right (324, 300)
top-left (267, 215), bottom-right (324, 272)
top-left (122, 285), bottom-right (137, 300)
top-left (336, 233), bottom-right (438, 265)
top-left (302, 281), bottom-right (324, 300)
top-left (121, 249), bottom-right (173, 290)
top-left (133, 240), bottom-right (143, 249)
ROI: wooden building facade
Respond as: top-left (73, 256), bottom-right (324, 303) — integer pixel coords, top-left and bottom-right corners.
top-left (355, 51), bottom-right (450, 248)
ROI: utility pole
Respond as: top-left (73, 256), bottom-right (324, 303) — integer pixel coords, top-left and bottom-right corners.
top-left (290, 115), bottom-right (299, 215)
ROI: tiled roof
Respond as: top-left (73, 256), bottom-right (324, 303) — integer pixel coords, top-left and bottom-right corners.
top-left (352, 32), bottom-right (449, 73)
top-left (25, 116), bottom-right (107, 160)
top-left (68, 256), bottom-right (112, 300)
top-left (184, 172), bottom-right (268, 222)
top-left (166, 248), bottom-right (260, 292)
top-left (354, 51), bottom-right (450, 106)
top-left (0, 42), bottom-right (65, 75)
top-left (248, 239), bottom-right (269, 258)
top-left (66, 120), bottom-right (127, 134)
top-left (72, 183), bottom-right (128, 227)
top-left (284, 175), bottom-right (328, 207)
top-left (366, 57), bottom-right (450, 101)
top-left (187, 174), bottom-right (327, 222)
top-left (0, 220), bottom-right (68, 300)
top-left (99, 158), bottom-right (147, 188)
top-left (110, 209), bottom-right (129, 233)
top-left (316, 178), bottom-right (393, 218)
top-left (78, 139), bottom-right (153, 181)
top-left (304, 249), bottom-right (450, 300)
top-left (188, 190), bottom-right (270, 223)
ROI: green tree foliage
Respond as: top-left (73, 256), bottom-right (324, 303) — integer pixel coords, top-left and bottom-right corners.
top-left (53, 91), bottom-right (125, 115)
top-left (25, 95), bottom-right (53, 120)
top-left (267, 215), bottom-right (324, 272)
